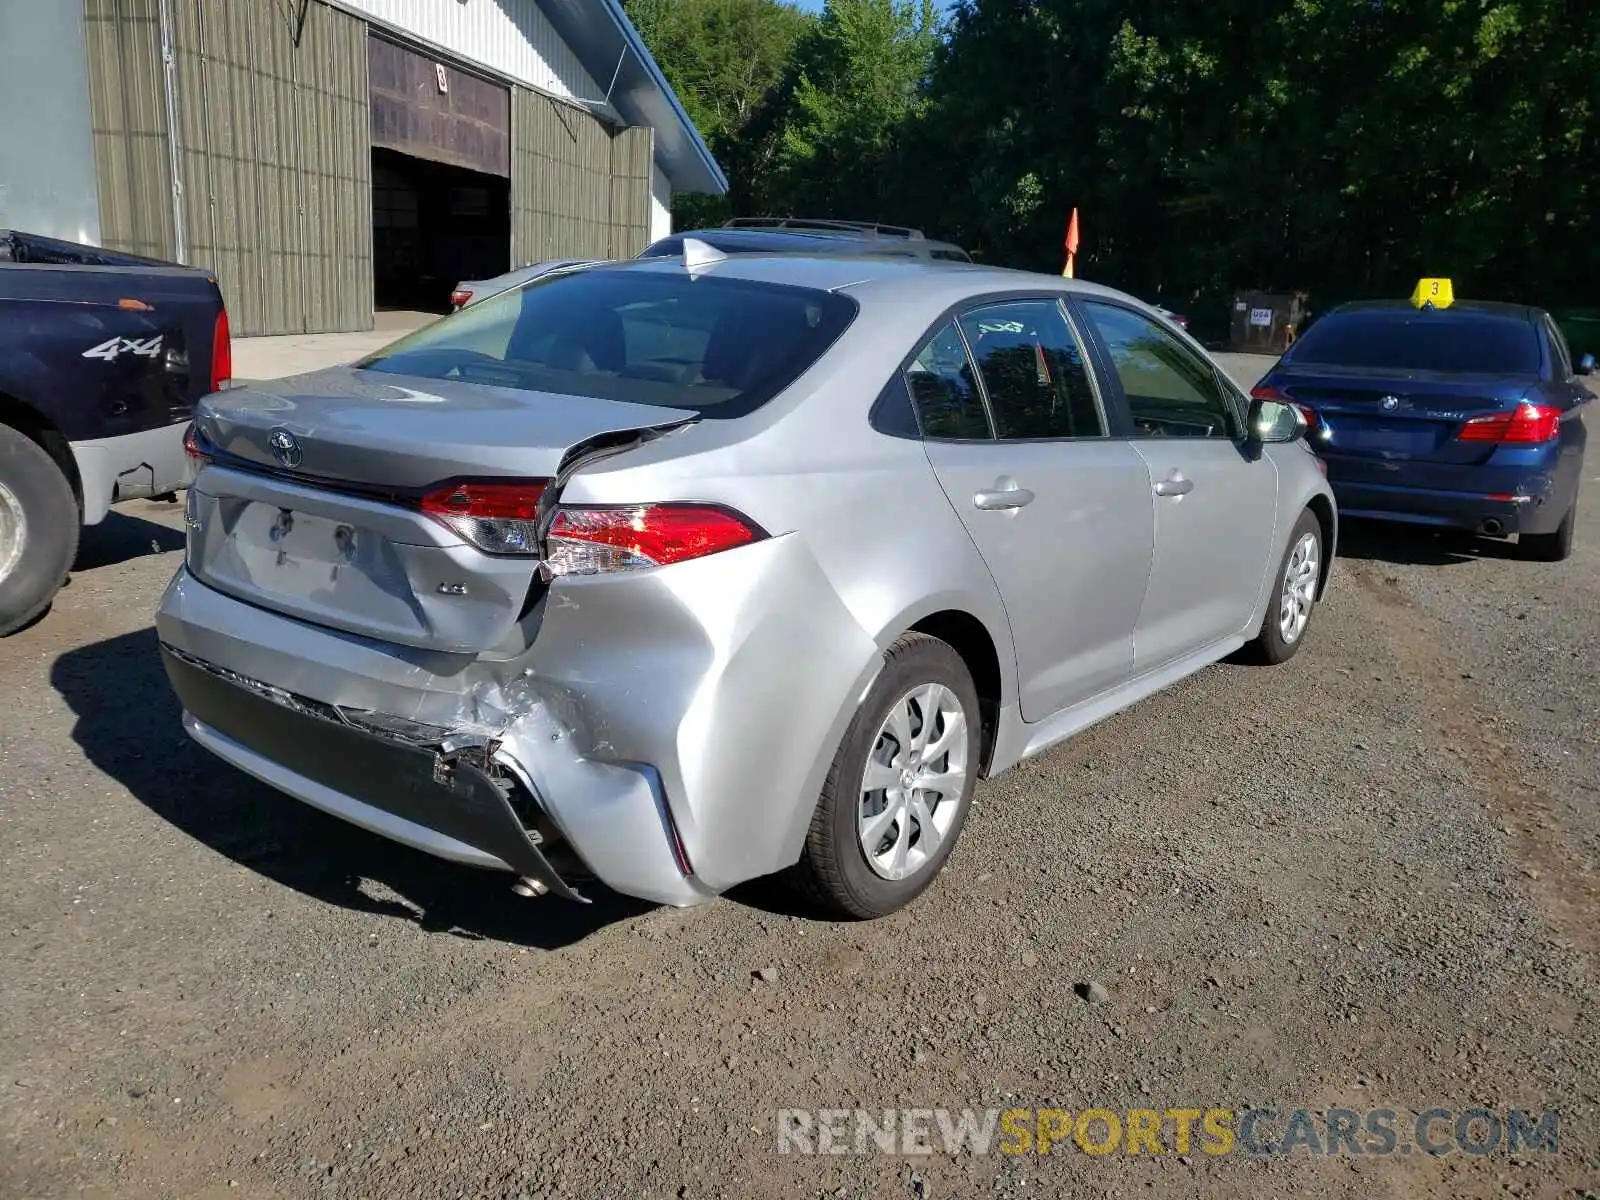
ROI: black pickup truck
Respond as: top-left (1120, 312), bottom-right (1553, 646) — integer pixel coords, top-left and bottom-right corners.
top-left (0, 231), bottom-right (229, 633)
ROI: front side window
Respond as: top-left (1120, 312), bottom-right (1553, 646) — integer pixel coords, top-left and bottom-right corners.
top-left (358, 267), bottom-right (857, 418)
top-left (906, 321), bottom-right (991, 439)
top-left (957, 300), bottom-right (1105, 439)
top-left (1081, 301), bottom-right (1239, 438)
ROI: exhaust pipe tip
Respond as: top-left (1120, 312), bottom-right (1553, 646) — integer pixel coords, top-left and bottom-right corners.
top-left (1481, 518), bottom-right (1503, 535)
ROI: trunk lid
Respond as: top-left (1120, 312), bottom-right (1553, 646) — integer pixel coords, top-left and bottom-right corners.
top-left (187, 367), bottom-right (695, 652)
top-left (1270, 364), bottom-right (1534, 465)
top-left (196, 366), bottom-right (695, 489)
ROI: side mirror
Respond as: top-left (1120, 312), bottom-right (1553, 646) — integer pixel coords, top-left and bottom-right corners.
top-left (1248, 397), bottom-right (1307, 444)
top-left (1576, 353), bottom-right (1595, 376)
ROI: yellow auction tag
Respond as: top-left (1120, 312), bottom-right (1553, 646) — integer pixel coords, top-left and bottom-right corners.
top-left (1411, 278), bottom-right (1454, 309)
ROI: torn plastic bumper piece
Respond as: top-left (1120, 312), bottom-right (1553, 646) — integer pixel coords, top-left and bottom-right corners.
top-left (160, 644), bottom-right (587, 902)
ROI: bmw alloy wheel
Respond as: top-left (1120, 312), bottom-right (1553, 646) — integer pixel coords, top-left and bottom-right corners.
top-left (858, 683), bottom-right (970, 881)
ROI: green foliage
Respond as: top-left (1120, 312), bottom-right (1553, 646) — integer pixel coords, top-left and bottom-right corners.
top-left (630, 0), bottom-right (1600, 326)
top-left (622, 0), bottom-right (813, 220)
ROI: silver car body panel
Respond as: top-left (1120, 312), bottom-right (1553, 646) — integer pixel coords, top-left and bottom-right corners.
top-left (158, 254), bottom-right (1335, 906)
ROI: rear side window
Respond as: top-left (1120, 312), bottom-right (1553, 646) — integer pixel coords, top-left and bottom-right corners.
top-left (958, 300), bottom-right (1104, 439)
top-left (1545, 315), bottom-right (1573, 378)
top-left (1285, 310), bottom-right (1542, 375)
top-left (906, 322), bottom-right (991, 439)
top-left (359, 268), bottom-right (857, 417)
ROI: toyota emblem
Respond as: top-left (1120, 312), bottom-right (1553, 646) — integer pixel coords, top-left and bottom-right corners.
top-left (267, 428), bottom-right (302, 468)
top-left (1380, 395), bottom-right (1401, 412)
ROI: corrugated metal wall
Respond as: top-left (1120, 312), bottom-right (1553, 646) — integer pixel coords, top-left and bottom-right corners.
top-left (170, 0), bottom-right (371, 335)
top-left (334, 0), bottom-right (599, 107)
top-left (512, 89), bottom-right (650, 264)
top-left (83, 0), bottom-right (174, 261)
top-left (85, 0), bottom-right (371, 336)
top-left (85, 0), bottom-right (655, 335)
top-left (608, 126), bottom-right (651, 259)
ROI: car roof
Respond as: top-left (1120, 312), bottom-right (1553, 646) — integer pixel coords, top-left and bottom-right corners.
top-left (1327, 298), bottom-right (1545, 322)
top-left (602, 251), bottom-right (1139, 309)
top-left (646, 227), bottom-right (971, 260)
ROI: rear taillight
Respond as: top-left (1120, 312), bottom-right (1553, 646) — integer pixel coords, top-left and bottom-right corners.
top-left (183, 421), bottom-right (209, 465)
top-left (210, 308), bottom-right (232, 393)
top-left (420, 479), bottom-right (547, 555)
top-left (1458, 402), bottom-right (1561, 444)
top-left (1249, 384), bottom-right (1283, 401)
top-left (450, 289), bottom-right (472, 309)
top-left (545, 504), bottom-right (765, 576)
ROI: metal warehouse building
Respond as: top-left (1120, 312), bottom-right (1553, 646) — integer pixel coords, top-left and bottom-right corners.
top-left (0, 0), bottom-right (726, 335)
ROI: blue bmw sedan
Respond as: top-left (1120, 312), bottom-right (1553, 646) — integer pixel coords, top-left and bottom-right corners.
top-left (1252, 282), bottom-right (1592, 560)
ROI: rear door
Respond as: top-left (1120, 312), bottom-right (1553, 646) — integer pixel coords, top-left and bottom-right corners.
top-left (1077, 300), bottom-right (1280, 674)
top-left (913, 298), bottom-right (1154, 720)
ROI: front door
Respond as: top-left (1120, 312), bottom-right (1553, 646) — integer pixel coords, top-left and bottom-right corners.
top-left (910, 299), bottom-right (1155, 720)
top-left (1078, 301), bottom-right (1281, 674)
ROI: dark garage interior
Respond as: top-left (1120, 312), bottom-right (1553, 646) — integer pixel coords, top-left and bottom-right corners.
top-left (372, 147), bottom-right (509, 313)
top-left (369, 34), bottom-right (513, 314)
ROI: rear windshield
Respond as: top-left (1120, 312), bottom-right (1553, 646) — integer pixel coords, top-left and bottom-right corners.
top-left (359, 267), bottom-right (857, 416)
top-left (1285, 310), bottom-right (1542, 375)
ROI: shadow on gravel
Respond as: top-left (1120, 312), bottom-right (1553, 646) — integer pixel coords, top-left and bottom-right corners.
top-left (74, 507), bottom-right (186, 571)
top-left (51, 627), bottom-right (648, 950)
top-left (1335, 518), bottom-right (1521, 566)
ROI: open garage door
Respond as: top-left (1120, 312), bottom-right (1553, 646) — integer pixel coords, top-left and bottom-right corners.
top-left (369, 35), bottom-right (510, 312)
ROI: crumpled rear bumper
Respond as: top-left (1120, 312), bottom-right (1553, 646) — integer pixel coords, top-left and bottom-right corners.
top-left (162, 644), bottom-right (588, 901)
top-left (155, 526), bottom-right (882, 906)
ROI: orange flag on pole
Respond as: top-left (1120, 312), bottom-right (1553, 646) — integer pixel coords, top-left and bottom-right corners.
top-left (1063, 208), bottom-right (1080, 278)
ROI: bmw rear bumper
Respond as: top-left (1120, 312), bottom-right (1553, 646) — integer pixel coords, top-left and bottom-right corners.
top-left (1326, 469), bottom-right (1570, 536)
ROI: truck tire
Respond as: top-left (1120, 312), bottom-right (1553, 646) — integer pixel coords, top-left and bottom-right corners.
top-left (0, 424), bottom-right (78, 636)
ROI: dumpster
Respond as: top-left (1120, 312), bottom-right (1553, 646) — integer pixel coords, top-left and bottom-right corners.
top-left (1230, 291), bottom-right (1310, 355)
top-left (1552, 308), bottom-right (1600, 359)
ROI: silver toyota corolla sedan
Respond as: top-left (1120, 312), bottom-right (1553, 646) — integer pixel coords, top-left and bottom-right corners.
top-left (158, 246), bottom-right (1335, 919)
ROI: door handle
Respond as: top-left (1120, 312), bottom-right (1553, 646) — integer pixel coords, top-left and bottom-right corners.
top-left (973, 484), bottom-right (1035, 511)
top-left (1153, 472), bottom-right (1194, 498)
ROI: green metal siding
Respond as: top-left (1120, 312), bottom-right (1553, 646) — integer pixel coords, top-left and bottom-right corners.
top-left (512, 89), bottom-right (652, 264)
top-left (83, 0), bottom-right (370, 335)
top-left (170, 0), bottom-right (371, 335)
top-left (608, 125), bottom-right (652, 259)
top-left (84, 0), bottom-right (174, 261)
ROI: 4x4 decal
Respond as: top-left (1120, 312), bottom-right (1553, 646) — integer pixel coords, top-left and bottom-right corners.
top-left (82, 334), bottom-right (163, 362)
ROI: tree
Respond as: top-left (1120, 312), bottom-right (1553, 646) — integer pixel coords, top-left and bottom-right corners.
top-left (623, 0), bottom-right (813, 223)
top-left (754, 0), bottom-right (942, 217)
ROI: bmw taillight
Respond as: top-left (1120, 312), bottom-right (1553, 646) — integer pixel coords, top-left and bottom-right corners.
top-left (1458, 402), bottom-right (1561, 444)
top-left (450, 289), bottom-right (472, 309)
top-left (545, 504), bottom-right (765, 576)
top-left (210, 308), bottom-right (232, 393)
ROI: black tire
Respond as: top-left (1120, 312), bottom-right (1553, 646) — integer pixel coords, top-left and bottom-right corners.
top-left (1518, 502), bottom-right (1575, 562)
top-left (0, 425), bottom-right (78, 637)
top-left (1246, 507), bottom-right (1323, 665)
top-left (791, 632), bottom-right (981, 919)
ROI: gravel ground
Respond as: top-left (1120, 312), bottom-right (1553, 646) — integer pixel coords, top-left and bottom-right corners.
top-left (2, 359), bottom-right (1597, 1198)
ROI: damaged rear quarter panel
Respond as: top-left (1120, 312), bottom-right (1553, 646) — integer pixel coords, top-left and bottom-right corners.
top-left (515, 532), bottom-right (881, 892)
